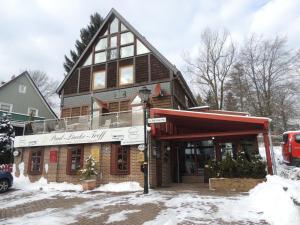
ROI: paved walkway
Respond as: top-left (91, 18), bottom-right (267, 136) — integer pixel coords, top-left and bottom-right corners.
top-left (0, 184), bottom-right (269, 225)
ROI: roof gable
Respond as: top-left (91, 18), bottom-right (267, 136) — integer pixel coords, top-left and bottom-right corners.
top-left (0, 71), bottom-right (57, 118)
top-left (57, 8), bottom-right (179, 94)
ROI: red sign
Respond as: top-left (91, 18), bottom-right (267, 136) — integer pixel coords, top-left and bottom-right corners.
top-left (50, 150), bottom-right (57, 163)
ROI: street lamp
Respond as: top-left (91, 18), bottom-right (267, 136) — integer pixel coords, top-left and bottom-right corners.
top-left (139, 86), bottom-right (151, 194)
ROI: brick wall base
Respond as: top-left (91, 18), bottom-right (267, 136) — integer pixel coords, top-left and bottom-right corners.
top-left (209, 178), bottom-right (266, 192)
top-left (14, 143), bottom-right (147, 188)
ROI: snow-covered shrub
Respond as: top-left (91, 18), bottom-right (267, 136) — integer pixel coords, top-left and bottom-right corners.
top-left (207, 151), bottom-right (266, 178)
top-left (0, 115), bottom-right (15, 164)
top-left (79, 155), bottom-right (98, 180)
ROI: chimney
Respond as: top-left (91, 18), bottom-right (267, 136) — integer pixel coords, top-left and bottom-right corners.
top-left (11, 75), bottom-right (16, 80)
top-left (1, 81), bottom-right (5, 85)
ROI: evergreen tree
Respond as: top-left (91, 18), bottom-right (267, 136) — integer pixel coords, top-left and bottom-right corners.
top-left (63, 13), bottom-right (104, 73)
top-left (80, 155), bottom-right (97, 180)
top-left (0, 115), bottom-right (15, 164)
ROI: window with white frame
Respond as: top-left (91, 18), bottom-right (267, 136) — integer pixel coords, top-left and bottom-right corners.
top-left (28, 107), bottom-right (38, 117)
top-left (0, 102), bottom-right (12, 112)
top-left (93, 71), bottom-right (106, 90)
top-left (18, 84), bottom-right (27, 93)
top-left (119, 65), bottom-right (134, 85)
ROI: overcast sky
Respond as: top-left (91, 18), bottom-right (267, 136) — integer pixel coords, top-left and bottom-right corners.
top-left (1, 0), bottom-right (300, 84)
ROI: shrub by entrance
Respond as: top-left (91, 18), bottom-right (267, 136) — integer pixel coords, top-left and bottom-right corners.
top-left (207, 151), bottom-right (267, 192)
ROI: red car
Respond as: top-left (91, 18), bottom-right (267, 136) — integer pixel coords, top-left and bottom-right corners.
top-left (282, 131), bottom-right (300, 166)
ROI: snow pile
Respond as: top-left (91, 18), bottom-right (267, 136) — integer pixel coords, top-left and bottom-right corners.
top-left (105, 210), bottom-right (140, 224)
top-left (13, 163), bottom-right (82, 192)
top-left (94, 181), bottom-right (143, 192)
top-left (248, 175), bottom-right (300, 225)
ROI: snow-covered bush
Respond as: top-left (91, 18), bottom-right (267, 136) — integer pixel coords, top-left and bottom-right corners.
top-left (0, 115), bottom-right (15, 164)
top-left (207, 151), bottom-right (266, 179)
top-left (79, 155), bottom-right (98, 180)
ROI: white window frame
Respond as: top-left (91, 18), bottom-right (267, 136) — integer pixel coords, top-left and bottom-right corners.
top-left (28, 107), bottom-right (39, 117)
top-left (18, 84), bottom-right (27, 93)
top-left (0, 102), bottom-right (13, 112)
top-left (93, 70), bottom-right (106, 90)
top-left (119, 65), bottom-right (134, 86)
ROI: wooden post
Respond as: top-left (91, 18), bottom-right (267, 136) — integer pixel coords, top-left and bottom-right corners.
top-left (215, 142), bottom-right (222, 161)
top-left (263, 132), bottom-right (273, 175)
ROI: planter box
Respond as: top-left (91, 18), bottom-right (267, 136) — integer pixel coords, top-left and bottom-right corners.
top-left (209, 178), bottom-right (265, 192)
top-left (81, 179), bottom-right (97, 191)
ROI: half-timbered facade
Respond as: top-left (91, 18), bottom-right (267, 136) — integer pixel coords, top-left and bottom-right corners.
top-left (57, 9), bottom-right (196, 117)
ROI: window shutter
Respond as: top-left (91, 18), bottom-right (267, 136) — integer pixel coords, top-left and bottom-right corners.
top-left (66, 148), bottom-right (72, 175)
top-left (110, 144), bottom-right (117, 175)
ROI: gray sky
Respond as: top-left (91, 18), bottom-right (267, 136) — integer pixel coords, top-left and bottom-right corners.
top-left (1, 0), bottom-right (300, 85)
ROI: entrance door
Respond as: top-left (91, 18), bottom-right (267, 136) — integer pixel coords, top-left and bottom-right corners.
top-left (184, 143), bottom-right (204, 176)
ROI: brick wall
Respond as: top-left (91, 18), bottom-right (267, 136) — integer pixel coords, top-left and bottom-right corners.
top-left (14, 143), bottom-right (146, 187)
top-left (99, 144), bottom-right (144, 187)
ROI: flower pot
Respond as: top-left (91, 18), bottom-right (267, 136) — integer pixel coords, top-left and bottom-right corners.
top-left (81, 179), bottom-right (97, 191)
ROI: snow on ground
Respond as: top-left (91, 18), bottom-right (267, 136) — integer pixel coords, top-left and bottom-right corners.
top-left (105, 210), bottom-right (141, 224)
top-left (1, 145), bottom-right (299, 225)
top-left (94, 181), bottom-right (143, 192)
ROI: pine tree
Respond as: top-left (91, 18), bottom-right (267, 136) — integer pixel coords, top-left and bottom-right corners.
top-left (80, 155), bottom-right (98, 180)
top-left (63, 13), bottom-right (104, 74)
top-left (0, 115), bottom-right (15, 164)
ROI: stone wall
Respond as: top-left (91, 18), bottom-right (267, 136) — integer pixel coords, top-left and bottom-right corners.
top-left (209, 178), bottom-right (266, 192)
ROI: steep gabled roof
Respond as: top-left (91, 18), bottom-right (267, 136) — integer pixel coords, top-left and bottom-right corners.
top-left (0, 71), bottom-right (57, 118)
top-left (56, 8), bottom-right (179, 94)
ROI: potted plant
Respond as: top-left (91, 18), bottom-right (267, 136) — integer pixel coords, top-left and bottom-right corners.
top-left (80, 155), bottom-right (98, 191)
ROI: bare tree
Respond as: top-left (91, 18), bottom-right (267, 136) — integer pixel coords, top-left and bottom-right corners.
top-left (240, 35), bottom-right (299, 114)
top-left (236, 35), bottom-right (300, 131)
top-left (28, 70), bottom-right (59, 107)
top-left (185, 28), bottom-right (236, 109)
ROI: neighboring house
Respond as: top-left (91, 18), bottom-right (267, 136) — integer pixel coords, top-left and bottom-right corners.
top-left (0, 71), bottom-right (57, 135)
top-left (13, 9), bottom-right (274, 187)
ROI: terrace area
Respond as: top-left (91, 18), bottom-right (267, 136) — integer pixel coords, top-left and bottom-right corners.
top-left (23, 110), bottom-right (142, 135)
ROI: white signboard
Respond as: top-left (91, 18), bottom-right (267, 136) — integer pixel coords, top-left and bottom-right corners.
top-left (14, 126), bottom-right (144, 148)
top-left (148, 117), bottom-right (166, 124)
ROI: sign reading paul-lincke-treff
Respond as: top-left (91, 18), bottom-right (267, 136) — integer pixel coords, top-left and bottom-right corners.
top-left (14, 126), bottom-right (144, 148)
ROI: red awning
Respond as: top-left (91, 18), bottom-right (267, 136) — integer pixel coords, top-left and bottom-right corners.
top-left (150, 108), bottom-right (269, 140)
top-left (150, 108), bottom-right (274, 174)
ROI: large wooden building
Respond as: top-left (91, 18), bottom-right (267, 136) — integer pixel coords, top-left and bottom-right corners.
top-left (13, 8), bottom-right (274, 188)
